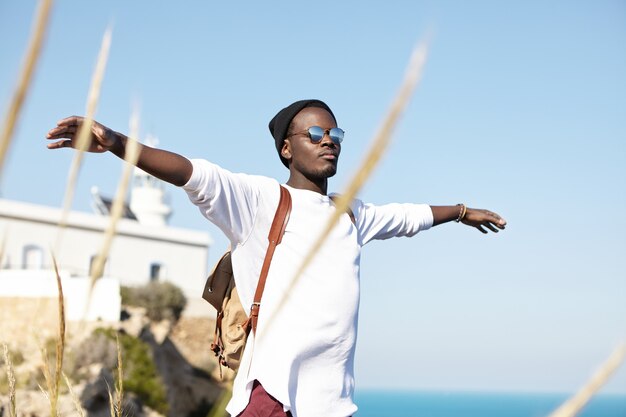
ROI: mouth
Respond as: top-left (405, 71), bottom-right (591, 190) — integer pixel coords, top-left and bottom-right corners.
top-left (319, 151), bottom-right (338, 161)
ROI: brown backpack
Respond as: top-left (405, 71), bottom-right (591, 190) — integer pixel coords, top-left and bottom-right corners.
top-left (202, 185), bottom-right (292, 375)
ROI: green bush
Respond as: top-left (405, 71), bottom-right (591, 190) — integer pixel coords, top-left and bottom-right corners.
top-left (83, 328), bottom-right (169, 414)
top-left (121, 281), bottom-right (187, 322)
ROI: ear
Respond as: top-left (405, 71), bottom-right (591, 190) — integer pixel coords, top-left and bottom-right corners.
top-left (281, 139), bottom-right (292, 161)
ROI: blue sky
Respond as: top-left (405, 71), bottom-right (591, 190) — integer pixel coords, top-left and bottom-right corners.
top-left (1, 1), bottom-right (625, 394)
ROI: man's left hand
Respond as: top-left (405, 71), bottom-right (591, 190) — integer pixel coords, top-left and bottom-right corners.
top-left (462, 208), bottom-right (507, 234)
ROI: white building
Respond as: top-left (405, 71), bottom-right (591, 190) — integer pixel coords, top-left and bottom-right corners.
top-left (0, 167), bottom-right (213, 322)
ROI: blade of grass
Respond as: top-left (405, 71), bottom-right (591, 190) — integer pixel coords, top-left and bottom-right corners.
top-left (115, 332), bottom-right (124, 417)
top-left (63, 372), bottom-right (86, 417)
top-left (106, 379), bottom-right (116, 417)
top-left (2, 343), bottom-right (17, 417)
top-left (38, 381), bottom-right (50, 402)
top-left (0, 0), bottom-right (53, 180)
top-left (88, 108), bottom-right (140, 282)
top-left (547, 343), bottom-right (626, 417)
top-left (38, 253), bottom-right (67, 417)
top-left (52, 253), bottom-right (66, 398)
top-left (55, 26), bottom-right (112, 251)
top-left (39, 341), bottom-right (56, 417)
top-left (85, 109), bottom-right (140, 315)
top-left (259, 38), bottom-right (429, 341)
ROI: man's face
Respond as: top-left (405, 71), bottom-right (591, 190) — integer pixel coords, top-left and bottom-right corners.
top-left (282, 107), bottom-right (341, 181)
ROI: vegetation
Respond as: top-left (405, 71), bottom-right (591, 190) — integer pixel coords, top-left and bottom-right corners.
top-left (121, 281), bottom-right (187, 322)
top-left (1, 3), bottom-right (622, 417)
top-left (92, 328), bottom-right (168, 414)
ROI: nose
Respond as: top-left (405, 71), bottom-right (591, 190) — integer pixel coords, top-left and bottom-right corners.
top-left (320, 130), bottom-right (337, 147)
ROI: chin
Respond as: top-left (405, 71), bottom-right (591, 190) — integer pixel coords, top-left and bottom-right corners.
top-left (319, 164), bottom-right (338, 178)
top-left (304, 165), bottom-right (337, 182)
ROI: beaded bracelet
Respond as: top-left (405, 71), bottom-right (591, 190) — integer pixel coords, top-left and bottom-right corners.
top-left (455, 204), bottom-right (467, 222)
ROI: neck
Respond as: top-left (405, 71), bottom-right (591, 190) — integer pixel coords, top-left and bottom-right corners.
top-left (286, 173), bottom-right (328, 195)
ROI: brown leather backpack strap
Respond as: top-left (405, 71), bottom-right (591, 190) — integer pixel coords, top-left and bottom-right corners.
top-left (246, 185), bottom-right (292, 334)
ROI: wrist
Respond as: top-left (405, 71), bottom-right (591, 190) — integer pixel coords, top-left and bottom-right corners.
top-left (455, 204), bottom-right (467, 223)
top-left (109, 132), bottom-right (127, 156)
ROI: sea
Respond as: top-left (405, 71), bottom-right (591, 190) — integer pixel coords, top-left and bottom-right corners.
top-left (353, 390), bottom-right (626, 417)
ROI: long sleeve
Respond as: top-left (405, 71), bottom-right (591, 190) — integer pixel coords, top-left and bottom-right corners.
top-left (182, 159), bottom-right (262, 245)
top-left (353, 200), bottom-right (434, 245)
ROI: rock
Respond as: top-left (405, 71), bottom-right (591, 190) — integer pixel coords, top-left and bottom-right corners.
top-left (169, 317), bottom-right (233, 381)
top-left (150, 319), bottom-right (173, 345)
top-left (80, 365), bottom-right (115, 411)
top-left (79, 365), bottom-right (165, 417)
top-left (140, 327), bottom-right (223, 417)
top-left (119, 306), bottom-right (149, 338)
top-left (1, 307), bottom-right (221, 417)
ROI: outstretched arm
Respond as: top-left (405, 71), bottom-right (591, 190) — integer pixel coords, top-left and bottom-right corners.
top-left (431, 205), bottom-right (506, 234)
top-left (46, 116), bottom-right (192, 186)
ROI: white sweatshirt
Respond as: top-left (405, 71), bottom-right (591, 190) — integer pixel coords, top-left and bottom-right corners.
top-left (183, 160), bottom-right (433, 417)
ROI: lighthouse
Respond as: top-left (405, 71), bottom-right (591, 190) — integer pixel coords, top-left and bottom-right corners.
top-left (129, 134), bottom-right (172, 227)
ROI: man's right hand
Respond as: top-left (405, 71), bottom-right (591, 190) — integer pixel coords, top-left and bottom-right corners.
top-left (46, 116), bottom-right (119, 153)
top-left (46, 115), bottom-right (193, 187)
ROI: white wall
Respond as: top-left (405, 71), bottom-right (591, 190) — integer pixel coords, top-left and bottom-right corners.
top-left (0, 269), bottom-right (120, 322)
top-left (0, 198), bottom-right (213, 317)
top-left (0, 200), bottom-right (211, 296)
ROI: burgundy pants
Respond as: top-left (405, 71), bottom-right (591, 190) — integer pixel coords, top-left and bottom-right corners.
top-left (236, 380), bottom-right (293, 417)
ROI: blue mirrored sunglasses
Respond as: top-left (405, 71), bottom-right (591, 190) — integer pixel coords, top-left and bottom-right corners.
top-left (286, 126), bottom-right (344, 144)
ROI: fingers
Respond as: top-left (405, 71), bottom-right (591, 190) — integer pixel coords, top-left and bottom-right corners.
top-left (46, 124), bottom-right (78, 139)
top-left (469, 209), bottom-right (507, 231)
top-left (46, 140), bottom-right (72, 149)
top-left (46, 116), bottom-right (81, 147)
top-left (485, 210), bottom-right (507, 228)
top-left (462, 208), bottom-right (507, 234)
top-left (484, 222), bottom-right (499, 233)
top-left (56, 115), bottom-right (82, 127)
top-left (46, 115), bottom-right (85, 138)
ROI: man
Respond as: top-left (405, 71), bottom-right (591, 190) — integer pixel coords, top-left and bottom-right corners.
top-left (47, 99), bottom-right (506, 417)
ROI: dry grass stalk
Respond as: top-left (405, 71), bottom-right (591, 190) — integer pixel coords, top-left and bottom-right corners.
top-left (56, 26), bottom-right (112, 250)
top-left (114, 332), bottom-right (124, 416)
top-left (63, 372), bottom-right (86, 417)
top-left (87, 112), bottom-right (140, 309)
top-left (107, 382), bottom-right (116, 417)
top-left (38, 253), bottom-right (67, 417)
top-left (89, 109), bottom-right (140, 282)
top-left (0, 0), bottom-right (53, 179)
top-left (2, 343), bottom-right (17, 417)
top-left (39, 342), bottom-right (56, 416)
top-left (37, 381), bottom-right (50, 402)
top-left (259, 39), bottom-right (429, 339)
top-left (52, 254), bottom-right (66, 399)
top-left (548, 343), bottom-right (626, 417)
